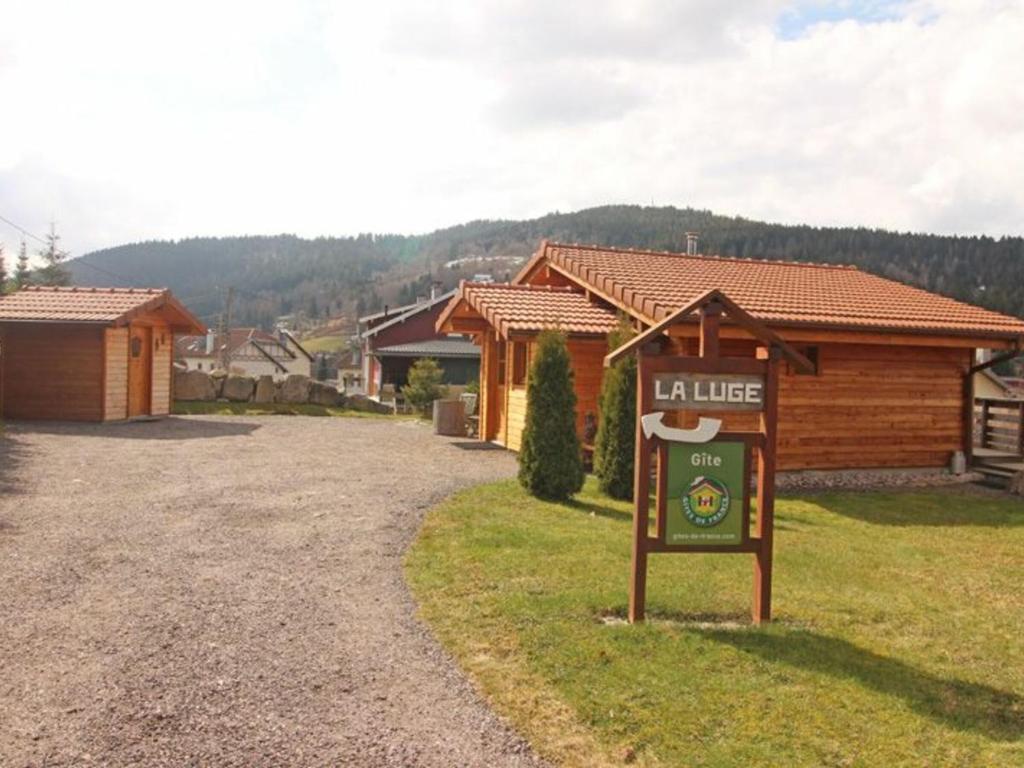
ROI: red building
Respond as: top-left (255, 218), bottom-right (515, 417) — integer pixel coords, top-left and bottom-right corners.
top-left (359, 290), bottom-right (480, 397)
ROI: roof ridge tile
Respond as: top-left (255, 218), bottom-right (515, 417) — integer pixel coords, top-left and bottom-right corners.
top-left (545, 240), bottom-right (858, 271)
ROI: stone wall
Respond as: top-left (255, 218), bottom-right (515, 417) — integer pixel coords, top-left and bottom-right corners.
top-left (174, 370), bottom-right (347, 408)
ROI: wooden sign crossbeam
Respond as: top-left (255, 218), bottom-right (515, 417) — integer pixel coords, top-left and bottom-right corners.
top-left (621, 294), bottom-right (792, 625)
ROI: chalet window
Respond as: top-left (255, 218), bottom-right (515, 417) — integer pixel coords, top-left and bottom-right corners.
top-left (511, 342), bottom-right (528, 387)
top-left (130, 337), bottom-right (143, 358)
top-left (496, 340), bottom-right (507, 384)
top-left (792, 346), bottom-right (820, 376)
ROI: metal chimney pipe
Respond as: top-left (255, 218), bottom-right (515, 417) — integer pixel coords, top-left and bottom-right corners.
top-left (685, 232), bottom-right (698, 256)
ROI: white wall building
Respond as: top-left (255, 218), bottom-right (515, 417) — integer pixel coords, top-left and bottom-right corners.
top-left (176, 328), bottom-right (313, 379)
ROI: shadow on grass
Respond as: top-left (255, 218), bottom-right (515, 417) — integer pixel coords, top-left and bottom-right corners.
top-left (815, 491), bottom-right (1024, 528)
top-left (700, 628), bottom-right (1024, 741)
top-left (560, 497), bottom-right (633, 523)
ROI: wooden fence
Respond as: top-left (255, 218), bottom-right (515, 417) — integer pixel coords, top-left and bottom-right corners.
top-left (974, 397), bottom-right (1024, 455)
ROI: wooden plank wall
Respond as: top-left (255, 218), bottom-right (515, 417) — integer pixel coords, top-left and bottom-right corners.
top-left (777, 343), bottom-right (969, 470)
top-left (506, 388), bottom-right (527, 451)
top-left (0, 323), bottom-right (105, 421)
top-left (150, 323), bottom-right (172, 415)
top-left (104, 327), bottom-right (128, 421)
top-left (497, 336), bottom-right (606, 451)
top-left (480, 332), bottom-right (499, 440)
top-left (567, 338), bottom-right (607, 440)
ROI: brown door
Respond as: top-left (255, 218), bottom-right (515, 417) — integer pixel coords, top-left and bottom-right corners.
top-left (493, 339), bottom-right (507, 442)
top-left (128, 325), bottom-right (152, 417)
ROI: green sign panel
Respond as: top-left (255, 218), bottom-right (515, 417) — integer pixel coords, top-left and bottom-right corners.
top-left (665, 441), bottom-right (746, 546)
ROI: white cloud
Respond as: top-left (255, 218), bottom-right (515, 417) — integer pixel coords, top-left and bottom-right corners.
top-left (0, 0), bottom-right (1021, 261)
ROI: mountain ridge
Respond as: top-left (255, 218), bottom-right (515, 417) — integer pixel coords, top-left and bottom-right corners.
top-left (67, 205), bottom-right (1024, 331)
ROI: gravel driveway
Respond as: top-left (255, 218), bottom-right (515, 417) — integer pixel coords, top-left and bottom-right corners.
top-left (0, 416), bottom-right (543, 767)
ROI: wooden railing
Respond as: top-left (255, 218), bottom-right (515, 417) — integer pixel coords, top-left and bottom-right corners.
top-left (974, 397), bottom-right (1024, 455)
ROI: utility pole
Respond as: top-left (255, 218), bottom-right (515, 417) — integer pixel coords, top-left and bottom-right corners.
top-left (219, 286), bottom-right (235, 371)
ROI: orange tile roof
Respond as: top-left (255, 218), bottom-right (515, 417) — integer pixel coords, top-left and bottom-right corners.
top-left (439, 282), bottom-right (619, 337)
top-left (0, 286), bottom-right (206, 332)
top-left (522, 241), bottom-right (1024, 339)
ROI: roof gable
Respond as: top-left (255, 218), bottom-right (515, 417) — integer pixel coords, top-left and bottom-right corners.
top-left (437, 281), bottom-right (619, 338)
top-left (361, 290), bottom-right (457, 339)
top-left (520, 241), bottom-right (1024, 340)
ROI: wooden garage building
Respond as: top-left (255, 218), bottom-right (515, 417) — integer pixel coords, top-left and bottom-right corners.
top-left (0, 286), bottom-right (205, 421)
top-left (436, 241), bottom-right (1024, 472)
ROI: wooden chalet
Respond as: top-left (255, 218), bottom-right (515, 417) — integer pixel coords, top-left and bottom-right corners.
top-left (436, 241), bottom-right (1024, 472)
top-left (0, 286), bottom-right (205, 421)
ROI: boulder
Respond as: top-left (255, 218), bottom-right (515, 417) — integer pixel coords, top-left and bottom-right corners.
top-left (222, 374), bottom-right (255, 402)
top-left (253, 375), bottom-right (276, 404)
top-left (173, 369), bottom-right (216, 402)
top-left (309, 381), bottom-right (343, 407)
top-left (345, 393), bottom-right (394, 414)
top-left (209, 369), bottom-right (227, 398)
top-left (278, 374), bottom-right (312, 404)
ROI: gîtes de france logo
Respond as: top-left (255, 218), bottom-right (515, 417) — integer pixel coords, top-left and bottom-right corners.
top-left (682, 476), bottom-right (731, 527)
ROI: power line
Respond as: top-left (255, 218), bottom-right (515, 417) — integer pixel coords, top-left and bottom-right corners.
top-left (0, 213), bottom-right (48, 245)
top-left (0, 210), bottom-right (141, 284)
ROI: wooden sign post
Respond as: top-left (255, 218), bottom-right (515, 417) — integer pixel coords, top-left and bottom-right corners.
top-left (606, 290), bottom-right (813, 625)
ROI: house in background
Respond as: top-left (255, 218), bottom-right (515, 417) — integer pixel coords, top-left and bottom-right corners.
top-left (437, 240), bottom-right (1024, 472)
top-left (974, 366), bottom-right (1019, 400)
top-left (0, 286), bottom-right (204, 421)
top-left (176, 327), bottom-right (313, 379)
top-left (359, 290), bottom-right (479, 398)
top-left (335, 346), bottom-right (363, 392)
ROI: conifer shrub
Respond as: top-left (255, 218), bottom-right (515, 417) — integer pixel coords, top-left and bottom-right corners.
top-left (594, 316), bottom-right (637, 500)
top-left (403, 358), bottom-right (448, 413)
top-left (517, 330), bottom-right (584, 500)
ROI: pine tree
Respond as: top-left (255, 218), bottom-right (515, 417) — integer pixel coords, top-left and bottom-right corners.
top-left (14, 240), bottom-right (31, 288)
top-left (36, 224), bottom-right (71, 286)
top-left (0, 243), bottom-right (7, 292)
top-left (518, 330), bottom-right (584, 500)
top-left (594, 316), bottom-right (637, 500)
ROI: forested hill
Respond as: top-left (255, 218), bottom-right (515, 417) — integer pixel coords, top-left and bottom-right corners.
top-left (69, 205), bottom-right (1024, 331)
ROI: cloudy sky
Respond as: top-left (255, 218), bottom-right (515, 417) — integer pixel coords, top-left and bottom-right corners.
top-left (0, 0), bottom-right (1021, 259)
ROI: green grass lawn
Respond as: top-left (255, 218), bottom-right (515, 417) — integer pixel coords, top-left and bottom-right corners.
top-left (405, 478), bottom-right (1024, 767)
top-left (171, 401), bottom-right (403, 418)
top-left (300, 334), bottom-right (348, 354)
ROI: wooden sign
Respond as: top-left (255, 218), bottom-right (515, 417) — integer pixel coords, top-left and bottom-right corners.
top-left (652, 373), bottom-right (764, 411)
top-left (605, 290), bottom-right (813, 626)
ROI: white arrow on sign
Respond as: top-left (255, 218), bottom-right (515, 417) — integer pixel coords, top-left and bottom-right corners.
top-left (641, 412), bottom-right (722, 443)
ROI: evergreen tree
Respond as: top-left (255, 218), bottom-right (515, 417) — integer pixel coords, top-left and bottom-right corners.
top-left (0, 243), bottom-right (7, 292)
top-left (316, 354), bottom-right (329, 381)
top-left (594, 316), bottom-right (637, 500)
top-left (403, 357), bottom-right (447, 413)
top-left (36, 224), bottom-right (71, 286)
top-left (14, 240), bottom-right (31, 288)
top-left (518, 330), bottom-right (584, 500)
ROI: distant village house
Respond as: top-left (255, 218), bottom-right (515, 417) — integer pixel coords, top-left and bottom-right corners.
top-left (176, 328), bottom-right (313, 380)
